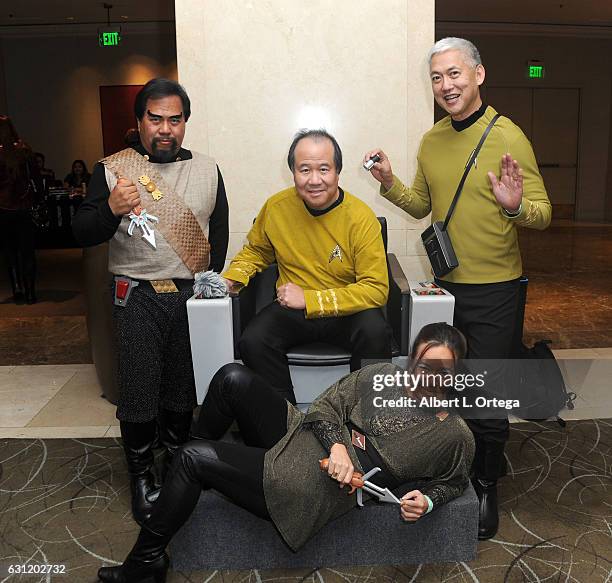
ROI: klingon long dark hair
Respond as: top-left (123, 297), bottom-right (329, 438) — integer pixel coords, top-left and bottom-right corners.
top-left (134, 78), bottom-right (191, 122)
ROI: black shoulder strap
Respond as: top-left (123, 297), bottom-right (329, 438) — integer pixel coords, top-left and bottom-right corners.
top-left (442, 113), bottom-right (501, 231)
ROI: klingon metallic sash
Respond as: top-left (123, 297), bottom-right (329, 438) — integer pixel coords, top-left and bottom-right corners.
top-left (102, 148), bottom-right (210, 274)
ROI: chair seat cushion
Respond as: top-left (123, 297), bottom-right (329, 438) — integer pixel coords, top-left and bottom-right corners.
top-left (287, 342), bottom-right (352, 366)
top-left (287, 341), bottom-right (401, 367)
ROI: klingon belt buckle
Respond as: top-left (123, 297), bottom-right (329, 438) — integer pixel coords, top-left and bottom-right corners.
top-left (150, 279), bottom-right (179, 294)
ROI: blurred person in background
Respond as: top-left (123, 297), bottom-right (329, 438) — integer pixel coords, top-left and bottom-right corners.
top-left (34, 151), bottom-right (55, 183)
top-left (0, 115), bottom-right (41, 304)
top-left (64, 159), bottom-right (91, 194)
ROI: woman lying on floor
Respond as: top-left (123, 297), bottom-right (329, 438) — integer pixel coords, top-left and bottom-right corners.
top-left (98, 322), bottom-right (475, 582)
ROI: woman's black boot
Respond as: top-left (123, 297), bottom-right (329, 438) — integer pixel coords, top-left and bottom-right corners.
top-left (97, 524), bottom-right (169, 582)
top-left (99, 443), bottom-right (209, 582)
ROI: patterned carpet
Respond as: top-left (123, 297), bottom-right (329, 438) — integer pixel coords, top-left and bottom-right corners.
top-left (1, 418), bottom-right (611, 582)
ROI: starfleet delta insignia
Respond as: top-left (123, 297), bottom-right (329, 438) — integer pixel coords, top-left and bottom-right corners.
top-left (328, 244), bottom-right (342, 263)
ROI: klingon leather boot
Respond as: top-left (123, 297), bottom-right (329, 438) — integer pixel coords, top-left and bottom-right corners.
top-left (120, 420), bottom-right (158, 525)
top-left (158, 409), bottom-right (193, 483)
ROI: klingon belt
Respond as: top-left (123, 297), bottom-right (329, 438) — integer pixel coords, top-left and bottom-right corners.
top-left (102, 148), bottom-right (210, 274)
top-left (113, 276), bottom-right (194, 307)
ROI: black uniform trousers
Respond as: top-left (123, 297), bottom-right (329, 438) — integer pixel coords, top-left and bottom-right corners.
top-left (436, 277), bottom-right (521, 481)
top-left (113, 281), bottom-right (198, 422)
top-left (238, 302), bottom-right (393, 402)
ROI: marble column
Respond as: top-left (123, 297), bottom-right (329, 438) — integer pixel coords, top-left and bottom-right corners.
top-left (175, 0), bottom-right (434, 276)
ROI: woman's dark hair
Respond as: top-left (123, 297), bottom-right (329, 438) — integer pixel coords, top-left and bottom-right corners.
top-left (134, 78), bottom-right (191, 122)
top-left (71, 159), bottom-right (89, 175)
top-left (287, 129), bottom-right (342, 173)
top-left (410, 322), bottom-right (467, 363)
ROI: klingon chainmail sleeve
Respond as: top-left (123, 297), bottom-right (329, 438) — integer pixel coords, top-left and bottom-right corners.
top-left (306, 420), bottom-right (345, 453)
top-left (416, 419), bottom-right (475, 511)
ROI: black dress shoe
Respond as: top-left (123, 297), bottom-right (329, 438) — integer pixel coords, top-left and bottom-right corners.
top-left (98, 552), bottom-right (169, 582)
top-left (473, 478), bottom-right (499, 540)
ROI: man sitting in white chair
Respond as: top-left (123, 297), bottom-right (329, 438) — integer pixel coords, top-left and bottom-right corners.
top-left (222, 129), bottom-right (393, 405)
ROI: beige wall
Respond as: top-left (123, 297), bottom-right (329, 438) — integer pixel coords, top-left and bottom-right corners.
top-left (176, 0), bottom-right (435, 277)
top-left (2, 25), bottom-right (176, 181)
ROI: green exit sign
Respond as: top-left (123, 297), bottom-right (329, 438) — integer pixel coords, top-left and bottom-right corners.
top-left (98, 28), bottom-right (122, 47)
top-left (529, 65), bottom-right (543, 78)
top-left (527, 61), bottom-right (545, 79)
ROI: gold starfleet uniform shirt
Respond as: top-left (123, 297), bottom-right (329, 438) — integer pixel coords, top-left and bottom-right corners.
top-left (223, 187), bottom-right (388, 318)
top-left (381, 106), bottom-right (551, 284)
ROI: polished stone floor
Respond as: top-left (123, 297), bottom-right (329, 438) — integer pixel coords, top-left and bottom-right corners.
top-left (1, 350), bottom-right (610, 439)
top-left (0, 248), bottom-right (89, 365)
top-left (520, 222), bottom-right (612, 348)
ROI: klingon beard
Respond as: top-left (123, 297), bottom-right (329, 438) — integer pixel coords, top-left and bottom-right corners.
top-left (151, 138), bottom-right (179, 162)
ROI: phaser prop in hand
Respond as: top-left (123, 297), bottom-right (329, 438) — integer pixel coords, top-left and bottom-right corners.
top-left (319, 458), bottom-right (401, 507)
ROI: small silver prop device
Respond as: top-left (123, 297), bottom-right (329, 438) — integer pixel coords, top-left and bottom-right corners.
top-left (363, 154), bottom-right (381, 171)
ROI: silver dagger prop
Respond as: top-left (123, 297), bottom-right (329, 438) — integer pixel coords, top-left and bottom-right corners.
top-left (356, 467), bottom-right (401, 507)
top-left (319, 458), bottom-right (401, 507)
